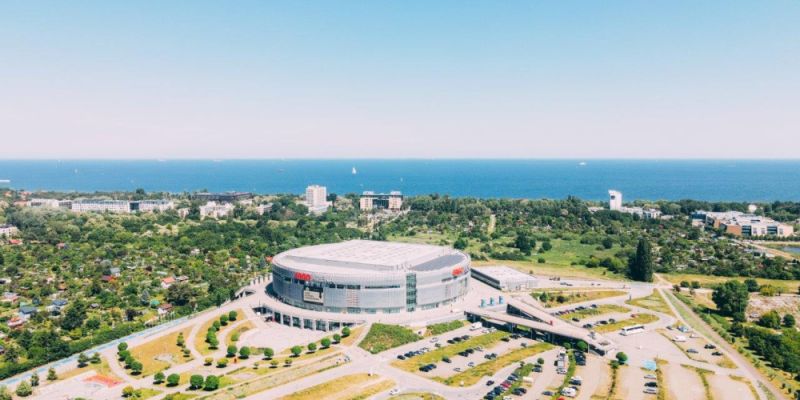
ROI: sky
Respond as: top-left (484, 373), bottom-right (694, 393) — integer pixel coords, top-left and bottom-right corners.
top-left (1, 1), bottom-right (798, 159)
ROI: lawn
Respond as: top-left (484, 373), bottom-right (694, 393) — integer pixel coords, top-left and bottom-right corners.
top-left (59, 356), bottom-right (116, 380)
top-left (358, 323), bottom-right (421, 354)
top-left (626, 290), bottom-right (675, 316)
top-left (392, 331), bottom-right (509, 372)
top-left (226, 320), bottom-right (255, 347)
top-left (560, 304), bottom-right (630, 321)
top-left (530, 289), bottom-right (627, 307)
top-left (129, 328), bottom-right (193, 376)
top-left (394, 394), bottom-right (446, 400)
top-left (194, 308), bottom-right (246, 356)
top-left (660, 273), bottom-right (800, 293)
top-left (277, 373), bottom-right (385, 400)
top-left (426, 320), bottom-right (468, 336)
top-left (440, 342), bottom-right (553, 387)
top-left (593, 313), bottom-right (659, 333)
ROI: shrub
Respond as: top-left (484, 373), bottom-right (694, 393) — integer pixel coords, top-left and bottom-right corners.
top-left (307, 343), bottom-right (317, 353)
top-left (342, 326), bottom-right (351, 337)
top-left (190, 374), bottom-right (204, 390)
top-left (263, 347), bottom-right (274, 359)
top-left (166, 373), bottom-right (180, 386)
top-left (15, 381), bottom-right (32, 397)
top-left (204, 357), bottom-right (213, 366)
top-left (226, 345), bottom-right (237, 357)
top-left (204, 375), bottom-right (220, 391)
top-left (239, 346), bottom-right (250, 359)
top-left (615, 352), bottom-right (628, 364)
top-left (217, 358), bottom-right (228, 368)
top-left (228, 310), bottom-right (237, 321)
top-left (290, 346), bottom-right (302, 357)
top-left (154, 371), bottom-right (165, 384)
top-left (321, 338), bottom-right (331, 348)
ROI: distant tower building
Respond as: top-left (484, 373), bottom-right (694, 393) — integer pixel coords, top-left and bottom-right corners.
top-left (748, 204), bottom-right (758, 213)
top-left (305, 185), bottom-right (328, 208)
top-left (608, 190), bottom-right (622, 211)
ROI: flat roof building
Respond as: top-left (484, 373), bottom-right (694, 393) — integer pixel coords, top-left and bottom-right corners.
top-left (693, 210), bottom-right (795, 238)
top-left (360, 191), bottom-right (403, 211)
top-left (0, 225), bottom-right (18, 238)
top-left (471, 266), bottom-right (537, 291)
top-left (271, 240), bottom-right (470, 314)
top-left (305, 185), bottom-right (331, 214)
top-left (192, 192), bottom-right (252, 203)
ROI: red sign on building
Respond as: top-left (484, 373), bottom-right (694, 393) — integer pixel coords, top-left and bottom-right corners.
top-left (294, 272), bottom-right (312, 281)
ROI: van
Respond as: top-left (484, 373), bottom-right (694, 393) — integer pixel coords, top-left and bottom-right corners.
top-left (470, 322), bottom-right (483, 331)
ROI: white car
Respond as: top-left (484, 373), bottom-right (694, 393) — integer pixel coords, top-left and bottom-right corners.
top-left (644, 374), bottom-right (657, 380)
top-left (430, 337), bottom-right (439, 343)
top-left (644, 387), bottom-right (658, 394)
top-left (389, 388), bottom-right (399, 396)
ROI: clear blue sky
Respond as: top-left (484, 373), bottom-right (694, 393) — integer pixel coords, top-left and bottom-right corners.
top-left (1, 1), bottom-right (798, 159)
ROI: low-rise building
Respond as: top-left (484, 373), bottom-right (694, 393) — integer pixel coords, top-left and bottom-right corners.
top-left (192, 191), bottom-right (252, 203)
top-left (27, 198), bottom-right (62, 208)
top-left (199, 201), bottom-right (235, 219)
top-left (471, 266), bottom-right (537, 291)
top-left (693, 210), bottom-right (794, 238)
top-left (161, 277), bottom-right (176, 289)
top-left (0, 225), bottom-right (18, 237)
top-left (359, 191), bottom-right (403, 211)
top-left (131, 200), bottom-right (175, 212)
top-left (71, 199), bottom-right (132, 213)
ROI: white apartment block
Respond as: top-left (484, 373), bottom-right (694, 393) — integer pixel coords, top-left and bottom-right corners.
top-left (0, 225), bottom-right (18, 237)
top-left (360, 191), bottom-right (404, 211)
top-left (305, 185), bottom-right (329, 207)
top-left (71, 200), bottom-right (132, 213)
top-left (199, 202), bottom-right (235, 219)
top-left (133, 200), bottom-right (175, 212)
top-left (28, 198), bottom-right (61, 208)
top-left (694, 210), bottom-right (795, 238)
top-left (608, 190), bottom-right (622, 211)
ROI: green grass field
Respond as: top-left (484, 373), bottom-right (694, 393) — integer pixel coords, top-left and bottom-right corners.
top-left (358, 324), bottom-right (421, 354)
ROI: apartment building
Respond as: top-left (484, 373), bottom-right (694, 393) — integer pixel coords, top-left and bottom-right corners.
top-left (359, 191), bottom-right (403, 211)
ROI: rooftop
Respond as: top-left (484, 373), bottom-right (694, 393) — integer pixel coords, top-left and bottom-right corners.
top-left (473, 266), bottom-right (536, 281)
top-left (274, 240), bottom-right (468, 274)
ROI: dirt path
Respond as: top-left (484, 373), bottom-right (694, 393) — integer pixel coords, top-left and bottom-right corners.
top-left (663, 363), bottom-right (705, 400)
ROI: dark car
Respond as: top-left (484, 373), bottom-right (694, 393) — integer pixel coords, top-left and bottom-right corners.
top-left (486, 380), bottom-right (495, 386)
top-left (397, 355), bottom-right (405, 360)
top-left (442, 357), bottom-right (451, 363)
top-left (645, 381), bottom-right (658, 388)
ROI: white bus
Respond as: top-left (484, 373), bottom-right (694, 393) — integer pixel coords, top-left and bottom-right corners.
top-left (620, 324), bottom-right (646, 336)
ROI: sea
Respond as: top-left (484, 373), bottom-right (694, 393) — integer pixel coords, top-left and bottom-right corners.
top-left (1, 159), bottom-right (799, 201)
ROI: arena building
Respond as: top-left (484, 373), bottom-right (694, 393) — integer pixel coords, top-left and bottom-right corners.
top-left (270, 240), bottom-right (470, 314)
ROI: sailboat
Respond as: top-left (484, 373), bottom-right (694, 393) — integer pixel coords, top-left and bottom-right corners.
top-left (352, 167), bottom-right (357, 175)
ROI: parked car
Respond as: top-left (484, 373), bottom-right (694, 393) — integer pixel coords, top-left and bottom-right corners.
top-left (486, 380), bottom-right (495, 386)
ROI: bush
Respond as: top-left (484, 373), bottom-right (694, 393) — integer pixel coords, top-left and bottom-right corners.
top-left (307, 343), bottom-right (317, 352)
top-left (226, 345), bottom-right (237, 357)
top-left (217, 358), bottom-right (228, 368)
top-left (615, 352), bottom-right (628, 364)
top-left (427, 321), bottom-right (464, 335)
top-left (321, 338), bottom-right (331, 348)
top-left (190, 374), bottom-right (204, 390)
top-left (204, 375), bottom-right (220, 391)
top-left (263, 347), bottom-right (274, 359)
top-left (154, 371), bottom-right (165, 384)
top-left (342, 326), bottom-right (351, 337)
top-left (15, 381), bottom-right (32, 397)
top-left (167, 373), bottom-right (180, 387)
top-left (228, 310), bottom-right (238, 321)
top-left (239, 346), bottom-right (250, 359)
top-left (204, 357), bottom-right (213, 366)
top-left (290, 346), bottom-right (303, 357)
top-left (333, 333), bottom-right (341, 343)
top-left (758, 311), bottom-right (782, 329)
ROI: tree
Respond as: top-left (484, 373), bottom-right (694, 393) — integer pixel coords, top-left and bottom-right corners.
top-left (333, 333), bottom-right (341, 343)
top-left (321, 337), bottom-right (331, 348)
top-left (61, 300), bottom-right (87, 331)
top-left (217, 358), bottom-right (228, 368)
top-left (239, 346), bottom-right (251, 359)
top-left (118, 349), bottom-right (131, 362)
top-left (227, 344), bottom-right (237, 357)
top-left (166, 373), bottom-right (180, 386)
top-left (118, 342), bottom-right (129, 352)
top-left (122, 386), bottom-right (135, 398)
top-left (15, 381), bottom-right (32, 397)
top-left (0, 386), bottom-right (11, 400)
top-left (601, 237), bottom-right (614, 249)
top-left (204, 357), bottom-right (213, 366)
top-left (784, 314), bottom-right (796, 328)
top-left (453, 236), bottom-right (468, 250)
top-left (166, 283), bottom-right (193, 306)
top-left (712, 280), bottom-right (749, 322)
top-left (284, 359), bottom-right (293, 366)
top-left (541, 240), bottom-right (552, 252)
top-left (219, 314), bottom-right (229, 326)
top-left (130, 360), bottom-right (143, 375)
top-left (30, 373), bottom-right (39, 387)
top-left (291, 346), bottom-right (303, 357)
top-left (307, 343), bottom-right (317, 353)
top-left (575, 341), bottom-right (588, 353)
top-left (77, 352), bottom-right (89, 367)
top-left (615, 352), bottom-right (628, 364)
top-left (628, 239), bottom-right (653, 282)
top-left (758, 311), bottom-right (782, 329)
top-left (208, 335), bottom-right (219, 349)
top-left (154, 371), bottom-right (165, 384)
top-left (263, 347), bottom-right (274, 359)
top-left (190, 374), bottom-right (204, 389)
top-left (514, 231), bottom-right (533, 255)
top-left (342, 327), bottom-right (351, 337)
top-left (744, 278), bottom-right (760, 292)
top-left (270, 360), bottom-right (279, 368)
top-left (228, 310), bottom-right (238, 321)
top-left (47, 368), bottom-right (57, 381)
top-left (177, 332), bottom-right (185, 347)
top-left (730, 321), bottom-right (745, 337)
top-left (90, 352), bottom-right (101, 364)
top-left (204, 375), bottom-right (220, 391)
